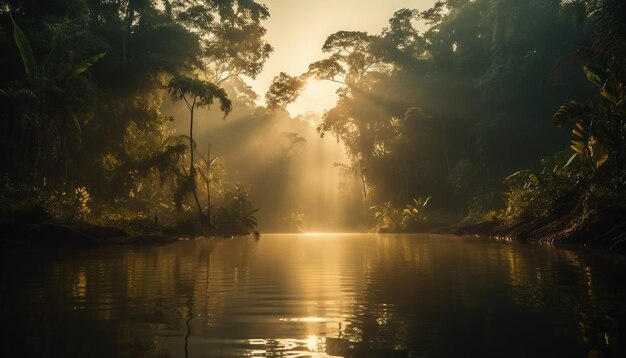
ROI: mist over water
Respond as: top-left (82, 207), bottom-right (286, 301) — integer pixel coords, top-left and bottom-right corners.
top-left (163, 95), bottom-right (360, 232)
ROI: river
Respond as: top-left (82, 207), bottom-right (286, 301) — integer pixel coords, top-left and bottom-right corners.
top-left (1, 233), bottom-right (625, 357)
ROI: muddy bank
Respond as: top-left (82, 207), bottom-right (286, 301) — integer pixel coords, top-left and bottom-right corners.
top-left (0, 222), bottom-right (181, 248)
top-left (455, 209), bottom-right (626, 252)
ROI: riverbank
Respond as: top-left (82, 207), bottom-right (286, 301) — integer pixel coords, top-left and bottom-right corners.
top-left (0, 221), bottom-right (254, 248)
top-left (453, 208), bottom-right (626, 252)
top-left (0, 222), bottom-right (176, 248)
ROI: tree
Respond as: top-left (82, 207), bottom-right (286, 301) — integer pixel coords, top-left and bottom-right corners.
top-left (562, 0), bottom-right (626, 64)
top-left (7, 12), bottom-right (106, 182)
top-left (308, 30), bottom-right (390, 89)
top-left (265, 72), bottom-right (305, 110)
top-left (167, 74), bottom-right (231, 222)
top-left (171, 0), bottom-right (273, 84)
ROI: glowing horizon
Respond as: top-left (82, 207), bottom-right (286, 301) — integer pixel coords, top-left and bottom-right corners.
top-left (248, 0), bottom-right (437, 115)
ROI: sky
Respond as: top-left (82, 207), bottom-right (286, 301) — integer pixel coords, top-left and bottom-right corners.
top-left (248, 0), bottom-right (438, 116)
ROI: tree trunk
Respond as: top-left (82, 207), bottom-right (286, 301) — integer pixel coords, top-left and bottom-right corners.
top-left (188, 98), bottom-right (205, 223)
top-left (207, 143), bottom-right (212, 226)
top-left (359, 159), bottom-right (367, 199)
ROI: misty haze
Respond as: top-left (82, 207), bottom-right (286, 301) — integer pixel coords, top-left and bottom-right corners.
top-left (1, 0), bottom-right (626, 357)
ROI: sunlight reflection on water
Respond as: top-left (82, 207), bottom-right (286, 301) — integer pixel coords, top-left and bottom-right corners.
top-left (1, 233), bottom-right (626, 357)
top-left (246, 336), bottom-right (340, 357)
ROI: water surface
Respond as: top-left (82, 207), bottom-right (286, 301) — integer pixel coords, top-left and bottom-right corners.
top-left (2, 233), bottom-right (626, 357)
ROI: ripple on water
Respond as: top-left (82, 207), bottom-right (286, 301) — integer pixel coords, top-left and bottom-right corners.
top-left (1, 234), bottom-right (626, 357)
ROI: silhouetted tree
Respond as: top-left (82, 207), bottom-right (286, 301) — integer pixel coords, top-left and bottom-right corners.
top-left (167, 74), bottom-right (231, 221)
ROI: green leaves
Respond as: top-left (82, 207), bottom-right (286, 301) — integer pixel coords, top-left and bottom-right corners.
top-left (10, 14), bottom-right (39, 82)
top-left (70, 52), bottom-right (107, 78)
top-left (370, 202), bottom-right (403, 230)
top-left (553, 100), bottom-right (589, 128)
top-left (552, 65), bottom-right (626, 176)
top-left (402, 197), bottom-right (431, 225)
top-left (504, 170), bottom-right (540, 190)
top-left (74, 186), bottom-right (91, 215)
top-left (582, 66), bottom-right (623, 104)
top-left (570, 121), bottom-right (587, 155)
top-left (583, 66), bottom-right (602, 88)
top-left (265, 72), bottom-right (306, 109)
top-left (167, 74), bottom-right (232, 116)
top-left (11, 14), bottom-right (106, 84)
top-left (568, 120), bottom-right (609, 169)
top-left (370, 197), bottom-right (431, 231)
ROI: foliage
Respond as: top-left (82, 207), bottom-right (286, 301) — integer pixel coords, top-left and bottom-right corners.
top-left (167, 74), bottom-right (232, 221)
top-left (552, 65), bottom-right (625, 186)
top-left (267, 0), bottom-right (590, 221)
top-left (281, 213), bottom-right (304, 233)
top-left (502, 57), bottom-right (626, 226)
top-left (402, 197), bottom-right (430, 227)
top-left (167, 75), bottom-right (232, 117)
top-left (370, 197), bottom-right (430, 232)
top-left (212, 184), bottom-right (259, 234)
top-left (0, 177), bottom-right (93, 223)
top-left (265, 72), bottom-right (305, 109)
top-left (370, 202), bottom-right (403, 232)
top-left (171, 0), bottom-right (273, 83)
top-left (501, 152), bottom-right (580, 221)
top-left (0, 0), bottom-right (271, 232)
top-left (3, 0), bottom-right (626, 235)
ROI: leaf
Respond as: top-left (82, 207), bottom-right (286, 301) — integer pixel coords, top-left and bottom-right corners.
top-left (208, 156), bottom-right (222, 167)
top-left (583, 66), bottom-right (602, 88)
top-left (572, 127), bottom-right (586, 139)
top-left (553, 101), bottom-right (588, 127)
top-left (10, 14), bottom-right (39, 81)
top-left (70, 52), bottom-right (107, 78)
top-left (69, 114), bottom-right (83, 148)
top-left (564, 153), bottom-right (578, 168)
top-left (600, 88), bottom-right (618, 104)
top-left (168, 74), bottom-right (232, 117)
top-left (570, 140), bottom-right (585, 155)
top-left (595, 153), bottom-right (609, 168)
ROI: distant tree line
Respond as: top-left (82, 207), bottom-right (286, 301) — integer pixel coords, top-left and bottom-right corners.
top-left (268, 0), bottom-right (625, 230)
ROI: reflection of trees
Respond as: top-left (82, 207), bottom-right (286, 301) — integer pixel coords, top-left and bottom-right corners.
top-left (333, 235), bottom-right (625, 357)
top-left (2, 236), bottom-right (626, 357)
top-left (0, 238), bottom-right (260, 357)
top-left (499, 247), bottom-right (624, 356)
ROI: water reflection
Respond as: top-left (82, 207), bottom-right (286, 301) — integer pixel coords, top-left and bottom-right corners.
top-left (1, 234), bottom-right (626, 357)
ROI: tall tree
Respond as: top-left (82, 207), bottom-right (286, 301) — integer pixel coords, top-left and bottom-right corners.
top-left (167, 74), bottom-right (231, 221)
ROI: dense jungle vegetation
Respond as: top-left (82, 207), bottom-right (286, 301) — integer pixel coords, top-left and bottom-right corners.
top-left (268, 0), bottom-right (626, 248)
top-left (0, 0), bottom-right (272, 236)
top-left (1, 0), bottom-right (625, 246)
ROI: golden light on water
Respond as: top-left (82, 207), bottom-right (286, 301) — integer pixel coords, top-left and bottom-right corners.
top-left (306, 335), bottom-right (320, 352)
top-left (302, 232), bottom-right (340, 236)
top-left (302, 232), bottom-right (361, 236)
top-left (279, 316), bottom-right (326, 322)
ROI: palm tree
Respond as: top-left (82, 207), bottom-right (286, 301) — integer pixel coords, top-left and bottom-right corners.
top-left (197, 143), bottom-right (223, 226)
top-left (167, 74), bottom-right (232, 222)
top-left (10, 14), bottom-right (106, 181)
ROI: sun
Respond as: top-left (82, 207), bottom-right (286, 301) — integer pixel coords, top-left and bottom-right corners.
top-left (287, 79), bottom-right (341, 116)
